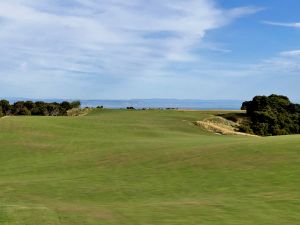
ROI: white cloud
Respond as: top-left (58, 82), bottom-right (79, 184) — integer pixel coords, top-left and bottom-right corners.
top-left (280, 50), bottom-right (300, 57)
top-left (263, 21), bottom-right (300, 28)
top-left (0, 0), bottom-right (260, 98)
top-left (247, 50), bottom-right (300, 75)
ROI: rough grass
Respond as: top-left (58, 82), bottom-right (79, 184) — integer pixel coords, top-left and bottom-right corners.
top-left (0, 109), bottom-right (299, 225)
top-left (194, 116), bottom-right (257, 136)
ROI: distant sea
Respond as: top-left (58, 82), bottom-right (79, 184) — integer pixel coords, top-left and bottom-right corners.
top-left (80, 99), bottom-right (244, 110)
top-left (4, 98), bottom-right (244, 110)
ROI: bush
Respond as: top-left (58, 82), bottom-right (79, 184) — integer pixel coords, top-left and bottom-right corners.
top-left (0, 99), bottom-right (81, 117)
top-left (0, 106), bottom-right (3, 117)
top-left (17, 107), bottom-right (31, 116)
top-left (0, 100), bottom-right (11, 114)
top-left (242, 95), bottom-right (300, 136)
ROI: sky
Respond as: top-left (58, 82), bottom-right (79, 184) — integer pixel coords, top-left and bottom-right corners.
top-left (0, 0), bottom-right (299, 101)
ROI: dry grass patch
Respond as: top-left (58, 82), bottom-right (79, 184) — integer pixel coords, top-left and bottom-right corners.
top-left (195, 116), bottom-right (257, 137)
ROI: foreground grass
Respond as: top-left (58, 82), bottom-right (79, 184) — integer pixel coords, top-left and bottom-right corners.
top-left (0, 109), bottom-right (299, 225)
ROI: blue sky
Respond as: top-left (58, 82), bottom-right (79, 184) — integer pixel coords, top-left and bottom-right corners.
top-left (0, 0), bottom-right (299, 101)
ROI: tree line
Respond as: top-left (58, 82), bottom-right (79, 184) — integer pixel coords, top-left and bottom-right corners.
top-left (0, 100), bottom-right (81, 117)
top-left (241, 94), bottom-right (300, 136)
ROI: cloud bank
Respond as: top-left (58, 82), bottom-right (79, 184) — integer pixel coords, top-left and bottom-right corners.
top-left (0, 0), bottom-right (261, 98)
top-left (263, 21), bottom-right (300, 28)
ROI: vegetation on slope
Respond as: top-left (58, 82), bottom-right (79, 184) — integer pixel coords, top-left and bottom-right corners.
top-left (240, 95), bottom-right (300, 136)
top-left (194, 116), bottom-right (256, 136)
top-left (0, 109), bottom-right (299, 225)
top-left (0, 100), bottom-right (81, 117)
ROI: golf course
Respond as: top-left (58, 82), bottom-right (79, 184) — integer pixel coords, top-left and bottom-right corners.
top-left (0, 109), bottom-right (299, 225)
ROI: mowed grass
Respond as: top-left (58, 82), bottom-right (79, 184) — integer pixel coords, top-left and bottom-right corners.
top-left (0, 109), bottom-right (299, 225)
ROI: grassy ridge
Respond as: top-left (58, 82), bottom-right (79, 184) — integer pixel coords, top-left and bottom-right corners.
top-left (0, 110), bottom-right (299, 224)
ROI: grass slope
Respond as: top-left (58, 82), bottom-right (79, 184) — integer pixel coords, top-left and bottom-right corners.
top-left (0, 110), bottom-right (299, 225)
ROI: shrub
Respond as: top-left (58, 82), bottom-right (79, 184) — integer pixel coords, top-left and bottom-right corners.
top-left (242, 95), bottom-right (300, 136)
top-left (0, 100), bottom-right (81, 117)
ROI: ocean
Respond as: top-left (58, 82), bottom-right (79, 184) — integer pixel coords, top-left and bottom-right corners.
top-left (80, 99), bottom-right (243, 110)
top-left (4, 98), bottom-right (244, 110)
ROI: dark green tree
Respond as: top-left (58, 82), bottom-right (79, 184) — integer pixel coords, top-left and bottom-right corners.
top-left (241, 95), bottom-right (300, 136)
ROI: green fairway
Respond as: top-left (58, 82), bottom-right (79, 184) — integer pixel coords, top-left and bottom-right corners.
top-left (0, 110), bottom-right (299, 225)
